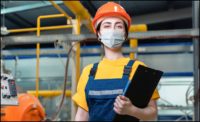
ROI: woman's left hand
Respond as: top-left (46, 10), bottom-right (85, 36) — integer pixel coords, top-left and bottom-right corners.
top-left (113, 95), bottom-right (137, 115)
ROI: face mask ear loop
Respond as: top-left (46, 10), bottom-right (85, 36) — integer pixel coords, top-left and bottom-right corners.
top-left (96, 31), bottom-right (105, 58)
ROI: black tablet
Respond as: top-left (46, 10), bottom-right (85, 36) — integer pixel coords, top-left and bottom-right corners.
top-left (113, 65), bottom-right (163, 121)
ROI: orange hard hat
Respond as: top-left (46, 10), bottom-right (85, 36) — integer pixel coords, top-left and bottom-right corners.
top-left (92, 2), bottom-right (131, 33)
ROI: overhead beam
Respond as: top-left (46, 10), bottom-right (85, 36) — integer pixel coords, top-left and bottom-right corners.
top-left (80, 1), bottom-right (97, 17)
top-left (1, 1), bottom-right (63, 14)
top-left (1, 15), bottom-right (20, 27)
top-left (133, 7), bottom-right (192, 24)
top-left (1, 29), bottom-right (199, 46)
top-left (12, 13), bottom-right (35, 27)
top-left (3, 14), bottom-right (28, 27)
top-left (1, 2), bottom-right (34, 27)
top-left (2, 45), bottom-right (193, 56)
top-left (62, 1), bottom-right (94, 32)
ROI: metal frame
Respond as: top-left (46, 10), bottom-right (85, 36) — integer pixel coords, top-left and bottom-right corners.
top-left (62, 1), bottom-right (94, 33)
top-left (1, 1), bottom-right (199, 121)
top-left (1, 45), bottom-right (193, 57)
top-left (2, 29), bottom-right (199, 46)
top-left (36, 14), bottom-right (71, 36)
top-left (192, 1), bottom-right (199, 121)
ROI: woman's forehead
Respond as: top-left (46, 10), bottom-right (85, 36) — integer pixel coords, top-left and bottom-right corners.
top-left (101, 17), bottom-right (123, 24)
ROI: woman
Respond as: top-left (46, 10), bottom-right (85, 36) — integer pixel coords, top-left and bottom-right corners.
top-left (72, 2), bottom-right (160, 121)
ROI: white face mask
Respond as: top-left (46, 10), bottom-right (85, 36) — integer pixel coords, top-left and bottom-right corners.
top-left (99, 29), bottom-right (125, 48)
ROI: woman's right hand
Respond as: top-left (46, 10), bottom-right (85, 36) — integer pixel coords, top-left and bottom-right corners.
top-left (113, 95), bottom-right (137, 115)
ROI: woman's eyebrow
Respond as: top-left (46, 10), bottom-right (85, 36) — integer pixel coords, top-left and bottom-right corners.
top-left (102, 22), bottom-right (111, 25)
top-left (115, 21), bottom-right (123, 25)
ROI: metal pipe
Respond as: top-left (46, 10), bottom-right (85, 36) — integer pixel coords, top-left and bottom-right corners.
top-left (37, 14), bottom-right (68, 36)
top-left (129, 28), bottom-right (199, 39)
top-left (129, 24), bottom-right (147, 32)
top-left (49, 0), bottom-right (72, 24)
top-left (7, 24), bottom-right (149, 34)
top-left (36, 12), bottom-right (42, 97)
top-left (62, 1), bottom-right (93, 33)
top-left (39, 25), bottom-right (73, 30)
top-left (27, 90), bottom-right (71, 97)
top-left (192, 1), bottom-right (199, 121)
top-left (36, 43), bottom-right (40, 98)
top-left (71, 16), bottom-right (81, 121)
top-left (75, 16), bottom-right (81, 83)
top-left (2, 29), bottom-right (199, 46)
top-left (130, 39), bottom-right (138, 59)
top-left (38, 14), bottom-right (66, 19)
top-left (9, 27), bottom-right (38, 33)
top-left (8, 25), bottom-right (73, 33)
top-left (2, 45), bottom-right (193, 56)
top-left (129, 24), bottom-right (147, 59)
top-left (37, 16), bottom-right (41, 36)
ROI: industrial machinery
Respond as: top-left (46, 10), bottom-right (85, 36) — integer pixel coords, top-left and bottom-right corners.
top-left (1, 60), bottom-right (46, 121)
top-left (1, 93), bottom-right (46, 121)
top-left (1, 73), bottom-right (18, 106)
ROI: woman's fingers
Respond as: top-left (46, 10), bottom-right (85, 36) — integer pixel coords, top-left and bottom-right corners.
top-left (114, 95), bottom-right (133, 115)
top-left (113, 106), bottom-right (120, 114)
top-left (115, 96), bottom-right (123, 108)
top-left (114, 95), bottom-right (129, 109)
top-left (119, 95), bottom-right (129, 101)
top-left (114, 101), bottom-right (123, 114)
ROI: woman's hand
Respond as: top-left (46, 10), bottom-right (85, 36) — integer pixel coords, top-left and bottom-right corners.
top-left (113, 95), bottom-right (158, 120)
top-left (113, 95), bottom-right (137, 115)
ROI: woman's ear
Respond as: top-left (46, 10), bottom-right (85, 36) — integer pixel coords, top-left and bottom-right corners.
top-left (98, 31), bottom-right (101, 37)
top-left (97, 31), bottom-right (101, 41)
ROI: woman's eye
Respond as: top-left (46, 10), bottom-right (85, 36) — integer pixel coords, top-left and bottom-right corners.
top-left (117, 26), bottom-right (123, 29)
top-left (103, 25), bottom-right (110, 28)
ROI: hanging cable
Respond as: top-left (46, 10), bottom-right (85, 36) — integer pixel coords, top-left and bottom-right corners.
top-left (54, 40), bottom-right (66, 67)
top-left (48, 39), bottom-right (84, 121)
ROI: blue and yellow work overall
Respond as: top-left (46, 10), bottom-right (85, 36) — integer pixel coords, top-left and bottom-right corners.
top-left (85, 60), bottom-right (139, 121)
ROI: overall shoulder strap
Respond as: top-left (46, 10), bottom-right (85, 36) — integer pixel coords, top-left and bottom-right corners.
top-left (89, 62), bottom-right (99, 78)
top-left (122, 60), bottom-right (135, 81)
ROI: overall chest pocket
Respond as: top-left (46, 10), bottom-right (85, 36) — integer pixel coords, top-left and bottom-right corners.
top-left (88, 94), bottom-right (119, 121)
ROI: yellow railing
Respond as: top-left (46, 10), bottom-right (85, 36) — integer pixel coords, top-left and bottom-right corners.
top-left (129, 24), bottom-right (147, 59)
top-left (27, 90), bottom-right (71, 97)
top-left (36, 43), bottom-right (40, 98)
top-left (63, 1), bottom-right (94, 33)
top-left (8, 25), bottom-right (73, 33)
top-left (37, 14), bottom-right (71, 36)
top-left (35, 13), bottom-right (73, 98)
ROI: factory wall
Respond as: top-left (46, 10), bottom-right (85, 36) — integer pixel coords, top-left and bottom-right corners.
top-left (3, 43), bottom-right (194, 120)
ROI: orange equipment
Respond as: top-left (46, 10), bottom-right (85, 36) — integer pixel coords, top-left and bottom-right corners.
top-left (1, 93), bottom-right (45, 121)
top-left (92, 2), bottom-right (132, 33)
